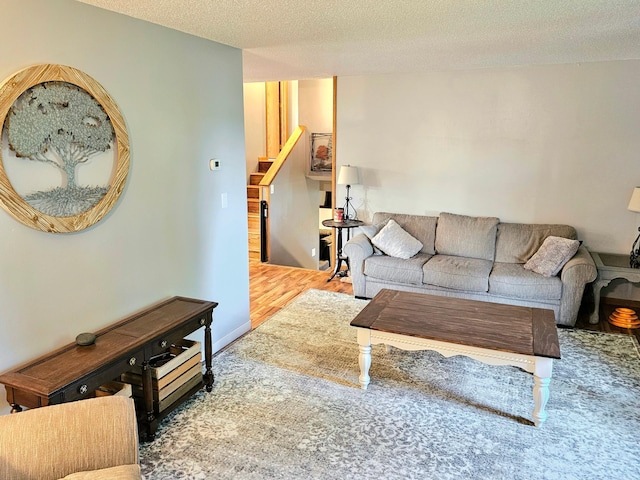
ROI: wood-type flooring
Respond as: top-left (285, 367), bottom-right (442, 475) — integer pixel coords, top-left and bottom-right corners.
top-left (250, 259), bottom-right (351, 328)
top-left (250, 259), bottom-right (640, 344)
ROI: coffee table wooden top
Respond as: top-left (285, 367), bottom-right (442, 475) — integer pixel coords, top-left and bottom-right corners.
top-left (350, 289), bottom-right (560, 359)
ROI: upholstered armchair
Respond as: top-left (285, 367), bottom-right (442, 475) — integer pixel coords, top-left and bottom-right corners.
top-left (0, 395), bottom-right (141, 480)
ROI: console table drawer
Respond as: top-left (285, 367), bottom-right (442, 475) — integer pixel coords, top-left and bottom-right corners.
top-left (60, 350), bottom-right (144, 403)
top-left (148, 315), bottom-right (210, 357)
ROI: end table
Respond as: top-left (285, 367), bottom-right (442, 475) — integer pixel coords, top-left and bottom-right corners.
top-left (322, 219), bottom-right (364, 282)
top-left (589, 252), bottom-right (640, 324)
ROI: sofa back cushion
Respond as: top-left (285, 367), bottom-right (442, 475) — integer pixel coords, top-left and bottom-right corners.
top-left (372, 212), bottom-right (437, 255)
top-left (495, 223), bottom-right (577, 264)
top-left (435, 212), bottom-right (499, 261)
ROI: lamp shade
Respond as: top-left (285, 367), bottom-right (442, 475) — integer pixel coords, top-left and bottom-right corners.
top-left (629, 187), bottom-right (640, 213)
top-left (337, 165), bottom-right (360, 185)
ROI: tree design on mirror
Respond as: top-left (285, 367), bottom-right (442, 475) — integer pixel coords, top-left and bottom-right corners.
top-left (0, 64), bottom-right (129, 233)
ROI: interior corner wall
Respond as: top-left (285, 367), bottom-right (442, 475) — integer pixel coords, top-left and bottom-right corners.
top-left (268, 132), bottom-right (319, 270)
top-left (0, 0), bottom-right (250, 413)
top-left (337, 61), bottom-right (640, 300)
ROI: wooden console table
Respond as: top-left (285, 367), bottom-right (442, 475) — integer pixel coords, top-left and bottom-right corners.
top-left (0, 296), bottom-right (217, 441)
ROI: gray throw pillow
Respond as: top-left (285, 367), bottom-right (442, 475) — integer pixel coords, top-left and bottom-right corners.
top-left (371, 219), bottom-right (423, 259)
top-left (523, 236), bottom-right (580, 277)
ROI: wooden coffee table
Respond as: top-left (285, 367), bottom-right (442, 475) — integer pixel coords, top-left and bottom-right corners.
top-left (350, 289), bottom-right (560, 427)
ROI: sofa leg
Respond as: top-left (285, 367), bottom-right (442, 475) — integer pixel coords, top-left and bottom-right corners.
top-left (355, 296), bottom-right (371, 300)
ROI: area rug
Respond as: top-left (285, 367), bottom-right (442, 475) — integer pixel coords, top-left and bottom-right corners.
top-left (140, 289), bottom-right (640, 480)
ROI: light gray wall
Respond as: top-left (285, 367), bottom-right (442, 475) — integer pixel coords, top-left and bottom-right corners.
top-left (269, 133), bottom-right (319, 269)
top-left (337, 61), bottom-right (640, 299)
top-left (0, 0), bottom-right (250, 413)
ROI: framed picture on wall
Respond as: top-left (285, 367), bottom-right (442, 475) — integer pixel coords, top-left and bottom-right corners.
top-left (310, 133), bottom-right (332, 174)
top-left (0, 64), bottom-right (130, 233)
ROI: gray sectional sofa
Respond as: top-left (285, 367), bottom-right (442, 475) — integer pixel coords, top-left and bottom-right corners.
top-left (343, 212), bottom-right (597, 327)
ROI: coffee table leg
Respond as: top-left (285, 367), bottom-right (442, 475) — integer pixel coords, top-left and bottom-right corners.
top-left (356, 328), bottom-right (371, 389)
top-left (532, 358), bottom-right (553, 427)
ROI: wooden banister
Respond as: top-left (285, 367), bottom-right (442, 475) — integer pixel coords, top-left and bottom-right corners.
top-left (259, 125), bottom-right (306, 187)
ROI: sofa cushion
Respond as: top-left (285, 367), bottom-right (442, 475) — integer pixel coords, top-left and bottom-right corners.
top-left (372, 212), bottom-right (437, 255)
top-left (524, 236), bottom-right (580, 277)
top-left (60, 464), bottom-right (141, 480)
top-left (489, 262), bottom-right (562, 300)
top-left (435, 212), bottom-right (499, 261)
top-left (372, 219), bottom-right (423, 259)
top-left (422, 255), bottom-right (492, 292)
top-left (495, 223), bottom-right (577, 264)
top-left (364, 253), bottom-right (432, 285)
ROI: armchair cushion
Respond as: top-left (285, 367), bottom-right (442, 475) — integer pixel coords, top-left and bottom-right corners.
top-left (0, 396), bottom-right (139, 480)
top-left (60, 465), bottom-right (141, 480)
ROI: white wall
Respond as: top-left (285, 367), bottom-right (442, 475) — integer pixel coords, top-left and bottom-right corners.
top-left (299, 79), bottom-right (334, 133)
top-left (243, 82), bottom-right (266, 181)
top-left (0, 0), bottom-right (250, 413)
top-left (337, 61), bottom-right (640, 299)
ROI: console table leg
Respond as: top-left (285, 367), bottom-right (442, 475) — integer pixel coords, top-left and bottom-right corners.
top-left (204, 316), bottom-right (214, 392)
top-left (142, 362), bottom-right (157, 440)
top-left (532, 358), bottom-right (553, 427)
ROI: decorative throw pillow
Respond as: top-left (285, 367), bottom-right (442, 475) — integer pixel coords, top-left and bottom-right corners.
top-left (371, 219), bottom-right (423, 259)
top-left (523, 236), bottom-right (580, 277)
top-left (358, 222), bottom-right (387, 255)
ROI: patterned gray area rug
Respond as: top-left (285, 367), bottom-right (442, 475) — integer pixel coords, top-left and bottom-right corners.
top-left (140, 289), bottom-right (640, 480)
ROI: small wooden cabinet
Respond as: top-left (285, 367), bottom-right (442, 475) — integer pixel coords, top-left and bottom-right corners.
top-left (0, 296), bottom-right (218, 440)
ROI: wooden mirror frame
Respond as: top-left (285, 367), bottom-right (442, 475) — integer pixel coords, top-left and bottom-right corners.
top-left (0, 64), bottom-right (130, 233)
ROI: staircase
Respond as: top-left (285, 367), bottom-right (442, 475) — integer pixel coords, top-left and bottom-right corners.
top-left (247, 157), bottom-right (273, 260)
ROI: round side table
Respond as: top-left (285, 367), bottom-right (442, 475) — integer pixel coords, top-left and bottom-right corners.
top-left (322, 219), bottom-right (364, 282)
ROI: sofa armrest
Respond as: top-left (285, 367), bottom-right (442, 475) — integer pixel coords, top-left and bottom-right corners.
top-left (560, 245), bottom-right (597, 284)
top-left (0, 396), bottom-right (139, 480)
top-left (344, 233), bottom-right (374, 297)
top-left (557, 245), bottom-right (597, 326)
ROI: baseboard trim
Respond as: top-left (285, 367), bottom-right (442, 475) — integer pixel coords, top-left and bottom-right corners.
top-left (212, 320), bottom-right (251, 354)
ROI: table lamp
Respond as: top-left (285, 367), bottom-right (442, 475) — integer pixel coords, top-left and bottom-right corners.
top-left (337, 165), bottom-right (360, 221)
top-left (627, 187), bottom-right (640, 268)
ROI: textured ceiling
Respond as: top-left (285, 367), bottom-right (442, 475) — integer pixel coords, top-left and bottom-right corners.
top-left (76, 0), bottom-right (640, 82)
